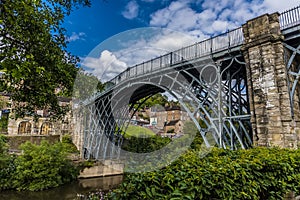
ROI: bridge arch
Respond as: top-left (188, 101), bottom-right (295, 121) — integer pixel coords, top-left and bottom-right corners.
top-left (81, 54), bottom-right (252, 161)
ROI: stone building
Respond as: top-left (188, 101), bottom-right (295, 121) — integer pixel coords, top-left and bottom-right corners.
top-left (149, 105), bottom-right (189, 133)
top-left (7, 97), bottom-right (73, 136)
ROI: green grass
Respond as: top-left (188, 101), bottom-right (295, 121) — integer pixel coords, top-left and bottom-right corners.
top-left (124, 125), bottom-right (156, 138)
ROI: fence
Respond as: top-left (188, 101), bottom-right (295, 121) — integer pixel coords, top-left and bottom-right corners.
top-left (279, 5), bottom-right (300, 30)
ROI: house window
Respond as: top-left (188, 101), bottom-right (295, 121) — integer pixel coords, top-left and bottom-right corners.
top-left (40, 122), bottom-right (53, 135)
top-left (18, 121), bottom-right (32, 135)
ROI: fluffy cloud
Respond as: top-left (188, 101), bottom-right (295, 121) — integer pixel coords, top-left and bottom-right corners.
top-left (263, 0), bottom-right (299, 13)
top-left (85, 0), bottom-right (299, 82)
top-left (67, 32), bottom-right (86, 42)
top-left (149, 0), bottom-right (299, 37)
top-left (81, 28), bottom-right (198, 82)
top-left (82, 50), bottom-right (127, 81)
top-left (122, 0), bottom-right (139, 19)
top-left (114, 29), bottom-right (197, 67)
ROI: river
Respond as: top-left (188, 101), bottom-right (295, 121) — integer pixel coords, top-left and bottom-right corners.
top-left (0, 175), bottom-right (123, 200)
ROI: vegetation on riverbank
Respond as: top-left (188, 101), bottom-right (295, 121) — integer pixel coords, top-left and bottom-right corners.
top-left (107, 146), bottom-right (300, 199)
top-left (0, 134), bottom-right (79, 191)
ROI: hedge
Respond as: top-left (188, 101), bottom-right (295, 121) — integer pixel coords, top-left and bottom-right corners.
top-left (108, 147), bottom-right (300, 200)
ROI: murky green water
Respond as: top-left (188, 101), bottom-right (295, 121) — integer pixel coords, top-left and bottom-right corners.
top-left (0, 175), bottom-right (123, 200)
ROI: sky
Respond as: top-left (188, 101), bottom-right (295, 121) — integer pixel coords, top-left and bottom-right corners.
top-left (64, 0), bottom-right (299, 81)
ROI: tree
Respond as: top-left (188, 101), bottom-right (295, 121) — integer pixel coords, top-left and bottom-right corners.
top-left (13, 141), bottom-right (79, 191)
top-left (72, 68), bottom-right (106, 102)
top-left (0, 0), bottom-right (91, 118)
top-left (134, 93), bottom-right (169, 111)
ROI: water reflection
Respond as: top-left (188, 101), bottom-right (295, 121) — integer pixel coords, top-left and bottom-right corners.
top-left (0, 175), bottom-right (123, 200)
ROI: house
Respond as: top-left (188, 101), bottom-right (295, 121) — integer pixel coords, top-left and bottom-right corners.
top-left (7, 97), bottom-right (73, 136)
top-left (149, 105), bottom-right (189, 134)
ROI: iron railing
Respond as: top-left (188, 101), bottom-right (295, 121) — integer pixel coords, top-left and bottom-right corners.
top-left (279, 5), bottom-right (300, 30)
top-left (109, 27), bottom-right (244, 86)
top-left (87, 5), bottom-right (300, 100)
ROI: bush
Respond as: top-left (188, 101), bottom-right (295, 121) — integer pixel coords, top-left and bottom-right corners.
top-left (108, 147), bottom-right (300, 200)
top-left (122, 135), bottom-right (171, 153)
top-left (61, 134), bottom-right (79, 153)
top-left (0, 138), bottom-right (79, 191)
top-left (12, 140), bottom-right (79, 191)
top-left (0, 134), bottom-right (16, 190)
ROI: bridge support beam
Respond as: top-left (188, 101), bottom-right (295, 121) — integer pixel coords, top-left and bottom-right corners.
top-left (242, 12), bottom-right (298, 148)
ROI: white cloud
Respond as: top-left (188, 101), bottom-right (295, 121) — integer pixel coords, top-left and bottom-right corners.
top-left (81, 28), bottom-right (198, 82)
top-left (122, 0), bottom-right (139, 19)
top-left (67, 32), bottom-right (86, 42)
top-left (113, 29), bottom-right (197, 67)
top-left (149, 0), bottom-right (299, 37)
top-left (150, 0), bottom-right (191, 27)
top-left (82, 50), bottom-right (127, 81)
top-left (82, 0), bottom-right (299, 82)
top-left (263, 0), bottom-right (299, 13)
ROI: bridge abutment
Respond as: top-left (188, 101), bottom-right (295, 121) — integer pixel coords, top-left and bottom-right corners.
top-left (242, 12), bottom-right (298, 148)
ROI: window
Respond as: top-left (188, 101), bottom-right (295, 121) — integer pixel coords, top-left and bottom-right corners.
top-left (18, 121), bottom-right (32, 135)
top-left (40, 122), bottom-right (53, 135)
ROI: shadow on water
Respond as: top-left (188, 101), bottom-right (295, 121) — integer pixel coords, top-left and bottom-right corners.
top-left (0, 175), bottom-right (123, 200)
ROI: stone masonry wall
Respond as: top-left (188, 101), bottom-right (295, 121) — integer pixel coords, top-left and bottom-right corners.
top-left (242, 13), bottom-right (298, 148)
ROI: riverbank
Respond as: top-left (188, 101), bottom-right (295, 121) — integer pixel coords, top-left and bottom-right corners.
top-left (78, 160), bottom-right (124, 179)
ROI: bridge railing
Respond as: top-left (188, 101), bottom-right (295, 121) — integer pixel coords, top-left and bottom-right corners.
top-left (98, 5), bottom-right (300, 96)
top-left (110, 27), bottom-right (244, 86)
top-left (279, 5), bottom-right (300, 30)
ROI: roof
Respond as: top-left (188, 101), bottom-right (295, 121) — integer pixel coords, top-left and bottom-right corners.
top-left (165, 105), bottom-right (181, 111)
top-left (165, 120), bottom-right (180, 126)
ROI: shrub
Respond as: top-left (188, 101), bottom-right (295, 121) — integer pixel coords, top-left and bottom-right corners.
top-left (108, 147), bottom-right (300, 200)
top-left (122, 136), bottom-right (171, 153)
top-left (0, 138), bottom-right (79, 191)
top-left (11, 140), bottom-right (79, 191)
top-left (61, 134), bottom-right (79, 153)
top-left (0, 134), bottom-right (16, 190)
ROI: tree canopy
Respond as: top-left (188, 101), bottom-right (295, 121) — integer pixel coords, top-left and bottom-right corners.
top-left (0, 0), bottom-right (91, 118)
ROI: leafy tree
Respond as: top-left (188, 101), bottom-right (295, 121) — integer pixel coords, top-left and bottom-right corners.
top-left (12, 140), bottom-right (79, 191)
top-left (0, 134), bottom-right (15, 190)
top-left (0, 0), bottom-right (91, 118)
top-left (122, 135), bottom-right (171, 153)
top-left (73, 69), bottom-right (105, 102)
top-left (134, 93), bottom-right (169, 111)
top-left (61, 134), bottom-right (79, 153)
top-left (0, 134), bottom-right (8, 157)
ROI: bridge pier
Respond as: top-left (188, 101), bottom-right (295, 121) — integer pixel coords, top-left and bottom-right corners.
top-left (242, 12), bottom-right (299, 148)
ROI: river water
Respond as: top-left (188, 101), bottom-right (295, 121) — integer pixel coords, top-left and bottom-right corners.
top-left (0, 175), bottom-right (123, 200)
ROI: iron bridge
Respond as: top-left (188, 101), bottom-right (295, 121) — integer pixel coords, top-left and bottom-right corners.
top-left (76, 6), bottom-right (300, 160)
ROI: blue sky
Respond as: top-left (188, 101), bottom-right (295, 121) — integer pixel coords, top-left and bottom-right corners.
top-left (64, 0), bottom-right (299, 81)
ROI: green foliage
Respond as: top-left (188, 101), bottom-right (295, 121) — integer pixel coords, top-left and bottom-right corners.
top-left (189, 131), bottom-right (204, 150)
top-left (0, 139), bottom-right (79, 191)
top-left (61, 134), bottom-right (79, 153)
top-left (0, 115), bottom-right (8, 133)
top-left (108, 147), bottom-right (300, 200)
top-left (0, 134), bottom-right (8, 154)
top-left (0, 0), bottom-right (90, 118)
top-left (0, 134), bottom-right (16, 190)
top-left (12, 141), bottom-right (79, 191)
top-left (134, 93), bottom-right (168, 110)
top-left (73, 69), bottom-right (105, 101)
top-left (122, 135), bottom-right (171, 153)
